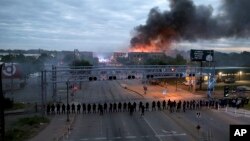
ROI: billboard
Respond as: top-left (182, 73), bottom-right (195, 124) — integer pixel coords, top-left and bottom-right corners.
top-left (190, 49), bottom-right (214, 62)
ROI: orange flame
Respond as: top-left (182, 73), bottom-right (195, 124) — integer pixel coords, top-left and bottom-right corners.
top-left (130, 27), bottom-right (177, 53)
top-left (129, 44), bottom-right (160, 52)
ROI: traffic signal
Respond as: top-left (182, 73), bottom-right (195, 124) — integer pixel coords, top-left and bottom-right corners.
top-left (146, 75), bottom-right (153, 79)
top-left (176, 73), bottom-right (183, 78)
top-left (128, 75), bottom-right (135, 79)
top-left (224, 86), bottom-right (229, 97)
top-left (89, 77), bottom-right (97, 81)
top-left (108, 76), bottom-right (117, 80)
top-left (189, 73), bottom-right (195, 77)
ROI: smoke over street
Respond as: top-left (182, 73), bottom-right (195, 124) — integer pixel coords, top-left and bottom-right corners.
top-left (130, 0), bottom-right (250, 52)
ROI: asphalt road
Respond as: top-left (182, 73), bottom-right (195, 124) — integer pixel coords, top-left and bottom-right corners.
top-left (64, 80), bottom-right (250, 141)
top-left (5, 78), bottom-right (250, 141)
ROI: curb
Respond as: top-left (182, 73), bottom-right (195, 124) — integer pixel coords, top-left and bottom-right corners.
top-left (5, 109), bottom-right (26, 115)
top-left (53, 114), bottom-right (76, 141)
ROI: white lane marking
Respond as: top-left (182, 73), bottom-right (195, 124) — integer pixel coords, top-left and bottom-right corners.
top-left (95, 137), bottom-right (107, 140)
top-left (125, 135), bottom-right (136, 139)
top-left (113, 136), bottom-right (122, 139)
top-left (100, 116), bottom-right (103, 136)
top-left (80, 139), bottom-right (89, 141)
top-left (157, 133), bottom-right (186, 137)
top-left (143, 117), bottom-right (162, 141)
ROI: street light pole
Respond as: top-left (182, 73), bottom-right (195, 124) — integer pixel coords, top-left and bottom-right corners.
top-left (0, 64), bottom-right (5, 141)
top-left (66, 81), bottom-right (69, 122)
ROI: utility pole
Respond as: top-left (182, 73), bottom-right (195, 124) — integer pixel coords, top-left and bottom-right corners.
top-left (11, 62), bottom-right (13, 101)
top-left (52, 66), bottom-right (57, 102)
top-left (66, 81), bottom-right (69, 122)
top-left (0, 64), bottom-right (5, 141)
top-left (41, 71), bottom-right (45, 117)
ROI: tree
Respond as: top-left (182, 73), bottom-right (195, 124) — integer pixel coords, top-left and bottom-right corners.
top-left (71, 60), bottom-right (92, 67)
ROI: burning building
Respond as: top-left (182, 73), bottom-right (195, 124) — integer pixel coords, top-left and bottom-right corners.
top-left (128, 52), bottom-right (165, 64)
top-left (130, 0), bottom-right (250, 52)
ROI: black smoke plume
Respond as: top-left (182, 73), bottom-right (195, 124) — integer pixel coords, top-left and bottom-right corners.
top-left (131, 0), bottom-right (250, 50)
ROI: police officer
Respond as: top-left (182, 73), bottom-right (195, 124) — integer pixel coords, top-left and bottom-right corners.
top-left (146, 102), bottom-right (149, 111)
top-left (130, 105), bottom-right (134, 116)
top-left (56, 103), bottom-right (61, 114)
top-left (157, 101), bottom-right (161, 111)
top-left (67, 104), bottom-right (70, 114)
top-left (77, 103), bottom-right (81, 114)
top-left (141, 105), bottom-right (145, 116)
top-left (128, 102), bottom-right (131, 111)
top-left (71, 103), bottom-right (76, 114)
top-left (162, 100), bottom-right (166, 110)
top-left (123, 102), bottom-right (127, 112)
top-left (152, 101), bottom-right (156, 111)
top-left (118, 102), bottom-right (122, 112)
top-left (167, 99), bottom-right (171, 110)
top-left (104, 102), bottom-right (107, 113)
top-left (87, 103), bottom-right (91, 113)
top-left (82, 103), bottom-right (86, 114)
top-left (109, 103), bottom-right (113, 113)
top-left (113, 102), bottom-right (117, 112)
top-left (139, 101), bottom-right (143, 111)
top-left (93, 103), bottom-right (96, 113)
top-left (62, 103), bottom-right (66, 114)
top-left (51, 103), bottom-right (55, 114)
top-left (100, 105), bottom-right (104, 116)
top-left (183, 101), bottom-right (186, 112)
top-left (47, 104), bottom-right (51, 115)
top-left (133, 102), bottom-right (137, 112)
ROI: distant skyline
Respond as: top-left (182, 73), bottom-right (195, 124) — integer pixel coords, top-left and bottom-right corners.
top-left (1, 0), bottom-right (250, 53)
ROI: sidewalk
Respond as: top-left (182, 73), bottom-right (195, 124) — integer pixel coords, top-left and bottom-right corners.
top-left (29, 114), bottom-right (76, 141)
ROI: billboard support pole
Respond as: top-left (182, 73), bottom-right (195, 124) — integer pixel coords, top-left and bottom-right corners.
top-left (199, 62), bottom-right (202, 90)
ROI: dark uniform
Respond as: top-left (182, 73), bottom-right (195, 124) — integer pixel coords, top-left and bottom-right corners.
top-left (67, 104), bottom-right (70, 114)
top-left (100, 105), bottom-right (104, 115)
top-left (56, 103), bottom-right (61, 114)
top-left (51, 104), bottom-right (55, 114)
top-left (71, 103), bottom-right (75, 113)
top-left (146, 102), bottom-right (149, 111)
top-left (141, 105), bottom-right (145, 116)
top-left (123, 102), bottom-right (127, 112)
top-left (82, 103), bottom-right (86, 114)
top-left (77, 104), bottom-right (81, 114)
top-left (62, 104), bottom-right (65, 114)
top-left (163, 100), bottom-right (166, 110)
top-left (87, 104), bottom-right (91, 113)
top-left (152, 101), bottom-right (156, 111)
top-left (47, 104), bottom-right (50, 115)
top-left (133, 102), bottom-right (137, 112)
top-left (183, 101), bottom-right (186, 112)
top-left (118, 102), bottom-right (122, 112)
top-left (104, 103), bottom-right (107, 113)
top-left (113, 103), bottom-right (117, 112)
top-left (157, 101), bottom-right (161, 110)
top-left (93, 104), bottom-right (96, 113)
top-left (109, 103), bottom-right (113, 112)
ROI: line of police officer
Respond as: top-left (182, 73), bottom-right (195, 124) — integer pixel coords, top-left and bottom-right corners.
top-left (46, 99), bottom-right (219, 116)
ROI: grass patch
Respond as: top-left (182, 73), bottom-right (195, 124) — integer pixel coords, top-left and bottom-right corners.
top-left (12, 103), bottom-right (26, 110)
top-left (5, 102), bottom-right (26, 111)
top-left (243, 103), bottom-right (250, 110)
top-left (5, 116), bottom-right (50, 141)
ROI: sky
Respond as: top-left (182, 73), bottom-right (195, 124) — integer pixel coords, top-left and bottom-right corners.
top-left (0, 0), bottom-right (249, 53)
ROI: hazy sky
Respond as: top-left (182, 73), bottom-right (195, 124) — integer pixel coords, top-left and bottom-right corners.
top-left (0, 0), bottom-right (249, 52)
